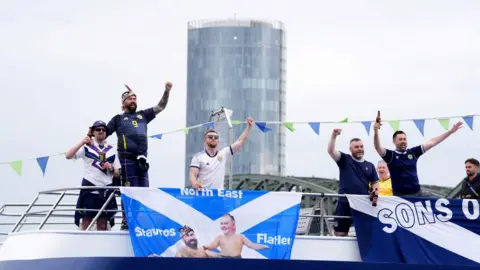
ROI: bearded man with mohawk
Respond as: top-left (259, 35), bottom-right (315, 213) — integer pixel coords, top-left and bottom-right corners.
top-left (106, 82), bottom-right (173, 230)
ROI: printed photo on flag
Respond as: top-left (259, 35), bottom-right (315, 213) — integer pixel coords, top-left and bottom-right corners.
top-left (120, 187), bottom-right (302, 260)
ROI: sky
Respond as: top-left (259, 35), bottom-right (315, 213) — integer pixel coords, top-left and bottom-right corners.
top-left (0, 0), bottom-right (479, 207)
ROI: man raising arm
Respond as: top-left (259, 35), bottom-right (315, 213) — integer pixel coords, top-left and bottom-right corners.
top-left (190, 118), bottom-right (254, 190)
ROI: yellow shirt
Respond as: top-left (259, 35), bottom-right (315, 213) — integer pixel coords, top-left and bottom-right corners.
top-left (378, 178), bottom-right (393, 196)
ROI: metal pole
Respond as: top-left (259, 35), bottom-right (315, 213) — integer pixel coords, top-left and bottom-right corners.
top-left (37, 191), bottom-right (67, 230)
top-left (11, 194), bottom-right (39, 233)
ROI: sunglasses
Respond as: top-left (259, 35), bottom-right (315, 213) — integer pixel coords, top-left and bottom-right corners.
top-left (94, 128), bottom-right (106, 132)
top-left (207, 135), bottom-right (219, 140)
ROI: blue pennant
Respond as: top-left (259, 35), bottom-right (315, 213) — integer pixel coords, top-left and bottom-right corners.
top-left (36, 156), bottom-right (49, 177)
top-left (308, 122), bottom-right (320, 135)
top-left (255, 122), bottom-right (271, 133)
top-left (203, 122), bottom-right (215, 128)
top-left (361, 121), bottom-right (372, 135)
top-left (463, 116), bottom-right (473, 130)
top-left (413, 119), bottom-right (425, 136)
top-left (151, 134), bottom-right (163, 140)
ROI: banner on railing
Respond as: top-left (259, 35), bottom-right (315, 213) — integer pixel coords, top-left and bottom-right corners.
top-left (346, 195), bottom-right (480, 266)
top-left (120, 187), bottom-right (302, 259)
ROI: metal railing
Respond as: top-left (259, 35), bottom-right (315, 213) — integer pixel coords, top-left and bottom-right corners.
top-left (0, 187), bottom-right (355, 242)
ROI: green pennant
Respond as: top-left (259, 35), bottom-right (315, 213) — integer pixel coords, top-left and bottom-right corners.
top-left (438, 118), bottom-right (450, 130)
top-left (231, 120), bottom-right (241, 125)
top-left (339, 117), bottom-right (348, 123)
top-left (282, 122), bottom-right (295, 132)
top-left (9, 160), bottom-right (23, 176)
top-left (388, 120), bottom-right (400, 132)
top-left (183, 128), bottom-right (190, 135)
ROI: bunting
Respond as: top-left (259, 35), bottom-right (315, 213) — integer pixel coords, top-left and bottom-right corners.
top-left (0, 114), bottom-right (477, 177)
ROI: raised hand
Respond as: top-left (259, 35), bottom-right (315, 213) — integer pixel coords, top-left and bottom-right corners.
top-left (449, 121), bottom-right (463, 134)
top-left (165, 82), bottom-right (173, 91)
top-left (82, 136), bottom-right (92, 145)
top-left (332, 128), bottom-right (342, 136)
top-left (246, 117), bottom-right (254, 127)
top-left (373, 122), bottom-right (381, 131)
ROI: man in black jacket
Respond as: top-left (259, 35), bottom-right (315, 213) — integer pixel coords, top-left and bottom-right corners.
top-left (460, 158), bottom-right (480, 199)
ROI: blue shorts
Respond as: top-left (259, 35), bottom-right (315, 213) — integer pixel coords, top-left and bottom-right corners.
top-left (74, 179), bottom-right (118, 227)
top-left (120, 158), bottom-right (149, 187)
top-left (334, 198), bottom-right (353, 233)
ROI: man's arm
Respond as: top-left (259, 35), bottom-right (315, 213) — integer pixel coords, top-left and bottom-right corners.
top-left (423, 121), bottom-right (463, 152)
top-left (65, 136), bottom-right (90, 159)
top-left (106, 116), bottom-right (117, 137)
top-left (230, 117), bottom-right (254, 154)
top-left (203, 236), bottom-right (220, 251)
top-left (373, 122), bottom-right (386, 156)
top-left (241, 235), bottom-right (270, 250)
top-left (112, 154), bottom-right (121, 178)
top-left (152, 82), bottom-right (173, 115)
top-left (327, 129), bottom-right (342, 162)
top-left (189, 167), bottom-right (201, 189)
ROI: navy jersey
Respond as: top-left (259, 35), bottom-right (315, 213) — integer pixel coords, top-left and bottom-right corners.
top-left (382, 145), bottom-right (424, 195)
top-left (337, 152), bottom-right (379, 195)
top-left (461, 174), bottom-right (480, 199)
top-left (106, 108), bottom-right (156, 156)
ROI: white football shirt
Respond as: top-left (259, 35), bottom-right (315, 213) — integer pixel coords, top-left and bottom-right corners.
top-left (75, 141), bottom-right (121, 186)
top-left (190, 146), bottom-right (233, 189)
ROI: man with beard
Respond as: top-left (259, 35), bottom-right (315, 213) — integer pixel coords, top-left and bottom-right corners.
top-left (66, 121), bottom-right (120, 231)
top-left (459, 158), bottom-right (480, 199)
top-left (106, 82), bottom-right (173, 230)
top-left (373, 121), bottom-right (463, 197)
top-left (327, 128), bottom-right (379, 236)
top-left (175, 225), bottom-right (221, 258)
top-left (189, 117), bottom-right (254, 190)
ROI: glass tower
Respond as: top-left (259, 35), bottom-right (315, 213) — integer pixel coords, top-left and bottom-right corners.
top-left (185, 19), bottom-right (286, 186)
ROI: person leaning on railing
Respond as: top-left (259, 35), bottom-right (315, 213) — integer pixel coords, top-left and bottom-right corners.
top-left (66, 121), bottom-right (121, 231)
top-left (460, 158), bottom-right (480, 199)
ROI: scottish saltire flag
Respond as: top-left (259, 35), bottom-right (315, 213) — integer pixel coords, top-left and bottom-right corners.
top-left (120, 187), bottom-right (302, 259)
top-left (346, 195), bottom-right (480, 266)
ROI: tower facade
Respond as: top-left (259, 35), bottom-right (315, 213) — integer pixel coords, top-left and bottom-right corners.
top-left (185, 19), bottom-right (286, 186)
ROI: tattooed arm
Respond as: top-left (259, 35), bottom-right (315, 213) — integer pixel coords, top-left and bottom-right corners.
top-left (153, 82), bottom-right (173, 115)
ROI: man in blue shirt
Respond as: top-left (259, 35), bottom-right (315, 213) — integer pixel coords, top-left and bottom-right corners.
top-left (106, 82), bottom-right (173, 230)
top-left (373, 120), bottom-right (462, 197)
top-left (328, 128), bottom-right (379, 236)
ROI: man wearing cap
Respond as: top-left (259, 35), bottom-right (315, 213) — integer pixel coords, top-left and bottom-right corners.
top-left (66, 121), bottom-right (121, 231)
top-left (106, 82), bottom-right (173, 230)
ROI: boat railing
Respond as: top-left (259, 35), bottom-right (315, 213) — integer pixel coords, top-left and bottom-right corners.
top-left (0, 187), bottom-right (354, 244)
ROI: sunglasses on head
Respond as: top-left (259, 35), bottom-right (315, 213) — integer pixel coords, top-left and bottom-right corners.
top-left (207, 135), bottom-right (219, 140)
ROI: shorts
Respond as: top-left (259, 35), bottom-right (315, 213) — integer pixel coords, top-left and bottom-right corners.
top-left (74, 181), bottom-right (118, 227)
top-left (120, 157), bottom-right (149, 187)
top-left (81, 192), bottom-right (118, 218)
top-left (333, 198), bottom-right (353, 234)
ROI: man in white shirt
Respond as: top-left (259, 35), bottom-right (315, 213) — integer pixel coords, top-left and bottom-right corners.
top-left (66, 120), bottom-right (121, 231)
top-left (189, 117), bottom-right (254, 190)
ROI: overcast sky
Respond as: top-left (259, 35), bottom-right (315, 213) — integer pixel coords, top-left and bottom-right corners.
top-left (0, 0), bottom-right (479, 206)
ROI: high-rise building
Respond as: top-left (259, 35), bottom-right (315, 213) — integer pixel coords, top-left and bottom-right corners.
top-left (185, 19), bottom-right (286, 187)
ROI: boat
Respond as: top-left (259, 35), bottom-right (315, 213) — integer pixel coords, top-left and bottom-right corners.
top-left (0, 187), bottom-right (475, 270)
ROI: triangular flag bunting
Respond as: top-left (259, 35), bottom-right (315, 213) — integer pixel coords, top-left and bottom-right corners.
top-left (9, 160), bottom-right (22, 176)
top-left (413, 119), bottom-right (425, 136)
top-left (36, 156), bottom-right (49, 176)
top-left (438, 118), bottom-right (450, 130)
top-left (151, 134), bottom-right (163, 140)
top-left (183, 128), bottom-right (190, 135)
top-left (388, 120), bottom-right (400, 132)
top-left (203, 122), bottom-right (215, 128)
top-left (308, 122), bottom-right (320, 135)
top-left (231, 120), bottom-right (241, 125)
top-left (361, 121), bottom-right (372, 135)
top-left (463, 116), bottom-right (474, 130)
top-left (282, 122), bottom-right (295, 132)
top-left (339, 117), bottom-right (348, 123)
top-left (255, 122), bottom-right (271, 133)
